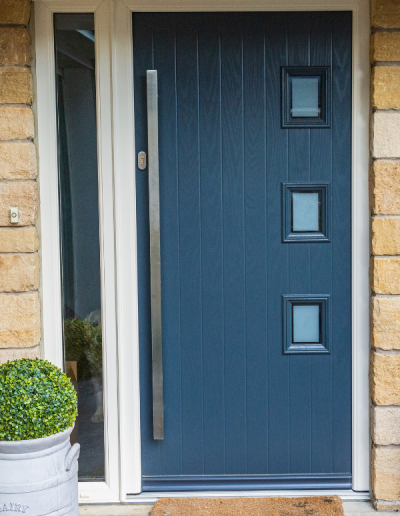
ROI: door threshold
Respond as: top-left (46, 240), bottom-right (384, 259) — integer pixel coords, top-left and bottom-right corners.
top-left (126, 489), bottom-right (370, 503)
top-left (142, 474), bottom-right (351, 492)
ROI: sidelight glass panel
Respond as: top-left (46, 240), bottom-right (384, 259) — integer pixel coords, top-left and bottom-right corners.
top-left (55, 14), bottom-right (104, 481)
top-left (291, 76), bottom-right (320, 118)
top-left (292, 304), bottom-right (320, 343)
top-left (292, 192), bottom-right (320, 232)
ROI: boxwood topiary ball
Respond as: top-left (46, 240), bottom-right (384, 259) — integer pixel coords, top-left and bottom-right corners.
top-left (0, 358), bottom-right (78, 441)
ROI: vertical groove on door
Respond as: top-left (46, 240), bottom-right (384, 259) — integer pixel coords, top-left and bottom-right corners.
top-left (265, 12), bottom-right (290, 475)
top-left (263, 14), bottom-right (269, 476)
top-left (199, 14), bottom-right (226, 475)
top-left (287, 12), bottom-right (312, 475)
top-left (219, 26), bottom-right (226, 476)
top-left (243, 12), bottom-right (268, 475)
top-left (331, 12), bottom-right (352, 475)
top-left (242, 22), bottom-right (247, 478)
top-left (176, 13), bottom-right (204, 475)
top-left (310, 11), bottom-right (334, 473)
top-left (153, 13), bottom-right (183, 475)
top-left (196, 20), bottom-right (207, 475)
top-left (221, 13), bottom-right (246, 475)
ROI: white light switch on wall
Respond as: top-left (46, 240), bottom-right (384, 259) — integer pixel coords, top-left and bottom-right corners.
top-left (10, 207), bottom-right (19, 224)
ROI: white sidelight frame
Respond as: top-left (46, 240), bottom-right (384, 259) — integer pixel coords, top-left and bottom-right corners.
top-left (33, 0), bottom-right (370, 503)
top-left (34, 0), bottom-right (136, 502)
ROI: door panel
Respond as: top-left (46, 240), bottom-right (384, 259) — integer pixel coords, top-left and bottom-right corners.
top-left (134, 11), bottom-right (352, 491)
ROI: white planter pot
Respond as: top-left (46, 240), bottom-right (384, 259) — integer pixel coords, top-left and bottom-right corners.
top-left (0, 426), bottom-right (80, 516)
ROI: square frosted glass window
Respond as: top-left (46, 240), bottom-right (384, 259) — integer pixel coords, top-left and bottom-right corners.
top-left (291, 77), bottom-right (320, 118)
top-left (292, 304), bottom-right (320, 343)
top-left (292, 192), bottom-right (320, 232)
top-left (282, 67), bottom-right (330, 128)
top-left (283, 295), bottom-right (329, 354)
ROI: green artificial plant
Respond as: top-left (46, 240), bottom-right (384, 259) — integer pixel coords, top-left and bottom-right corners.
top-left (64, 318), bottom-right (102, 380)
top-left (0, 358), bottom-right (78, 441)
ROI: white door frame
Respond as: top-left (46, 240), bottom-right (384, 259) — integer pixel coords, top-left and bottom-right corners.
top-left (33, 0), bottom-right (370, 503)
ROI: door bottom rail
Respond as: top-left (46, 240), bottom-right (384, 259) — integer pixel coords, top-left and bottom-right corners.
top-left (142, 474), bottom-right (352, 491)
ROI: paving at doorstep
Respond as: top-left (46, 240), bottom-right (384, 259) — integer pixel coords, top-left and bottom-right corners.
top-left (79, 501), bottom-right (398, 516)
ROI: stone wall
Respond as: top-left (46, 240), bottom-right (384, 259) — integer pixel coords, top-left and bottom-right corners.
top-left (371, 0), bottom-right (400, 510)
top-left (0, 0), bottom-right (40, 365)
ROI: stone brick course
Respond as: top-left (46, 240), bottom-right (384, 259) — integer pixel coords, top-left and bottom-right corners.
top-left (0, 0), bottom-right (30, 26)
top-left (373, 406), bottom-right (400, 445)
top-left (0, 27), bottom-right (31, 66)
top-left (371, 161), bottom-right (400, 215)
top-left (372, 0), bottom-right (400, 29)
top-left (372, 447), bottom-right (400, 501)
top-left (372, 257), bottom-right (400, 295)
top-left (0, 106), bottom-right (34, 140)
top-left (371, 33), bottom-right (400, 63)
top-left (372, 218), bottom-right (400, 255)
top-left (0, 67), bottom-right (33, 105)
top-left (375, 501), bottom-right (400, 512)
top-left (0, 346), bottom-right (39, 366)
top-left (0, 292), bottom-right (40, 348)
top-left (0, 253), bottom-right (40, 292)
top-left (373, 112), bottom-right (400, 159)
top-left (0, 181), bottom-right (39, 226)
top-left (372, 297), bottom-right (400, 350)
top-left (372, 67), bottom-right (400, 110)
top-left (371, 352), bottom-right (400, 405)
top-left (0, 227), bottom-right (39, 253)
top-left (0, 142), bottom-right (37, 180)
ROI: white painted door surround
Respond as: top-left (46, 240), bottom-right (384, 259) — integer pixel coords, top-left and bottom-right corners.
top-left (33, 0), bottom-right (370, 503)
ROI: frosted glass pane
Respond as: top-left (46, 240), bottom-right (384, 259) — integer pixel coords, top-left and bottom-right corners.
top-left (291, 77), bottom-right (320, 118)
top-left (292, 192), bottom-right (320, 232)
top-left (293, 304), bottom-right (320, 343)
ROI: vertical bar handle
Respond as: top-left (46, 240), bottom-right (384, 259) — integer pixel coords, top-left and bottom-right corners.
top-left (147, 70), bottom-right (164, 440)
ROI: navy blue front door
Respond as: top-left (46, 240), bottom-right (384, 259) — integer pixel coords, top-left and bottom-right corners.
top-left (134, 11), bottom-right (352, 491)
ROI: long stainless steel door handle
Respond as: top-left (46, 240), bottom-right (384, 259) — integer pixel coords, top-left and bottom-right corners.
top-left (147, 70), bottom-right (164, 440)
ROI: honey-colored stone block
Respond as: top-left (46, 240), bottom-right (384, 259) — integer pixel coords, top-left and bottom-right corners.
top-left (372, 447), bottom-right (400, 501)
top-left (0, 68), bottom-right (33, 105)
top-left (0, 228), bottom-right (39, 253)
top-left (372, 297), bottom-right (400, 350)
top-left (371, 352), bottom-right (400, 405)
top-left (0, 142), bottom-right (37, 180)
top-left (371, 161), bottom-right (400, 215)
top-left (373, 112), bottom-right (400, 159)
top-left (372, 218), bottom-right (400, 255)
top-left (0, 0), bottom-right (30, 26)
top-left (371, 33), bottom-right (400, 62)
top-left (374, 501), bottom-right (400, 511)
top-left (372, 0), bottom-right (400, 29)
top-left (0, 107), bottom-right (34, 141)
top-left (0, 253), bottom-right (39, 292)
top-left (0, 182), bottom-right (39, 227)
top-left (0, 27), bottom-right (31, 66)
top-left (372, 67), bottom-right (400, 110)
top-left (372, 257), bottom-right (400, 294)
top-left (0, 292), bottom-right (40, 348)
top-left (373, 406), bottom-right (400, 445)
top-left (0, 345), bottom-right (39, 366)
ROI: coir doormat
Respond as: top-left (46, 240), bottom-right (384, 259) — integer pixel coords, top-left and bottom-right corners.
top-left (151, 495), bottom-right (344, 516)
